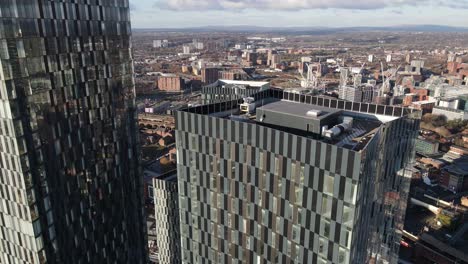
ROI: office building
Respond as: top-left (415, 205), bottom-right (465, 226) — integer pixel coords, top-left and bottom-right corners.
top-left (153, 174), bottom-right (181, 264)
top-left (175, 89), bottom-right (420, 264)
top-left (0, 1), bottom-right (146, 263)
top-left (339, 85), bottom-right (374, 103)
top-left (201, 68), bottom-right (220, 85)
top-left (201, 80), bottom-right (270, 104)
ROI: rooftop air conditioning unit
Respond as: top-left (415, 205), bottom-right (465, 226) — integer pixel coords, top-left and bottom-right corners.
top-left (240, 97), bottom-right (256, 114)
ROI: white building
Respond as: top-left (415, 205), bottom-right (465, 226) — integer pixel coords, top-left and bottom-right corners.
top-left (432, 106), bottom-right (468, 121)
top-left (386, 54), bottom-right (392, 63)
top-left (235, 43), bottom-right (246, 50)
top-left (182, 45), bottom-right (191, 54)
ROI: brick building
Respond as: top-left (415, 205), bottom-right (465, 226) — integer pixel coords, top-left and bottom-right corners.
top-left (158, 75), bottom-right (185, 92)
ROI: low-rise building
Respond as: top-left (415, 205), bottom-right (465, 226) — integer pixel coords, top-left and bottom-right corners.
top-left (440, 161), bottom-right (468, 193)
top-left (415, 137), bottom-right (440, 155)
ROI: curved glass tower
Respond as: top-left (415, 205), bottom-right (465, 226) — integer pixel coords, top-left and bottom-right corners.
top-left (0, 1), bottom-right (146, 263)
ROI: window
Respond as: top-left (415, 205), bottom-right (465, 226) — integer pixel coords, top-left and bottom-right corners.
top-left (321, 220), bottom-right (331, 238)
top-left (344, 179), bottom-right (357, 204)
top-left (295, 183), bottom-right (303, 206)
top-left (318, 237), bottom-right (327, 257)
top-left (323, 173), bottom-right (334, 195)
top-left (338, 247), bottom-right (349, 263)
top-left (342, 205), bottom-right (354, 227)
top-left (321, 196), bottom-right (332, 218)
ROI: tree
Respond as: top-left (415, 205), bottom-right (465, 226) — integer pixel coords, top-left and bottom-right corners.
top-left (446, 119), bottom-right (468, 133)
top-left (434, 127), bottom-right (452, 137)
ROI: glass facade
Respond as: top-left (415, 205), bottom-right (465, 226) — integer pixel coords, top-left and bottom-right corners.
top-left (0, 1), bottom-right (146, 263)
top-left (175, 90), bottom-right (420, 264)
top-left (153, 176), bottom-right (182, 264)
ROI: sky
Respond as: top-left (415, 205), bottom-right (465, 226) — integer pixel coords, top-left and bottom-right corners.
top-left (130, 0), bottom-right (468, 28)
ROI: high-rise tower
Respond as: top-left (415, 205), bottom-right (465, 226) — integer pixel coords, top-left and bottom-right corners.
top-left (0, 1), bottom-right (146, 263)
top-left (175, 89), bottom-right (420, 263)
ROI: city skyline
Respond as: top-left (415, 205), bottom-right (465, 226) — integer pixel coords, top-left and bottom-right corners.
top-left (131, 0), bottom-right (468, 29)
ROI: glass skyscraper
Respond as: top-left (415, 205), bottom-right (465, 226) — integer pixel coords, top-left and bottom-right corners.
top-left (0, 1), bottom-right (146, 263)
top-left (175, 89), bottom-right (420, 264)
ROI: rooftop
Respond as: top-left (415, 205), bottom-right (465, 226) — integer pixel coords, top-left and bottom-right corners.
top-left (181, 89), bottom-right (418, 152)
top-left (218, 79), bottom-right (270, 87)
top-left (257, 100), bottom-right (341, 121)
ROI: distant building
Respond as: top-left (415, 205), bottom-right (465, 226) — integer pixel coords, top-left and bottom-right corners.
top-left (410, 60), bottom-right (425, 73)
top-left (183, 45), bottom-right (191, 54)
top-left (181, 65), bottom-right (192, 73)
top-left (299, 57), bottom-right (313, 73)
top-left (339, 85), bottom-right (374, 103)
top-left (410, 100), bottom-right (436, 115)
top-left (368, 54), bottom-right (374, 63)
top-left (340, 68), bottom-right (350, 87)
top-left (415, 137), bottom-right (440, 155)
top-left (153, 172), bottom-right (181, 264)
top-left (201, 68), bottom-right (220, 85)
top-left (235, 43), bottom-right (246, 50)
top-left (245, 52), bottom-right (258, 66)
top-left (432, 106), bottom-right (468, 121)
top-left (270, 54), bottom-right (281, 68)
top-left (440, 161), bottom-right (468, 193)
top-left (386, 54), bottom-right (392, 63)
top-left (219, 69), bottom-right (250, 81)
top-left (154, 39), bottom-right (169, 48)
top-left (153, 40), bottom-right (162, 48)
top-left (201, 79), bottom-right (270, 104)
top-left (406, 53), bottom-right (412, 64)
top-left (267, 49), bottom-right (278, 66)
top-left (194, 42), bottom-right (204, 50)
top-left (158, 75), bottom-right (185, 92)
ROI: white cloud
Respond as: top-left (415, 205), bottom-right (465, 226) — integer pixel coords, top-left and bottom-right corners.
top-left (153, 0), bottom-right (459, 11)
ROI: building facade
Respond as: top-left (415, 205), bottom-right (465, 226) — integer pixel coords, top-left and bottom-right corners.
top-left (175, 89), bottom-right (420, 264)
top-left (415, 137), bottom-right (440, 155)
top-left (0, 1), bottom-right (146, 263)
top-left (339, 85), bottom-right (374, 103)
top-left (201, 68), bottom-right (220, 85)
top-left (153, 174), bottom-right (181, 264)
top-left (201, 80), bottom-right (270, 105)
top-left (158, 75), bottom-right (185, 92)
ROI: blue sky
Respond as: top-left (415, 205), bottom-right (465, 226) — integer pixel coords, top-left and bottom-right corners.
top-left (130, 0), bottom-right (468, 28)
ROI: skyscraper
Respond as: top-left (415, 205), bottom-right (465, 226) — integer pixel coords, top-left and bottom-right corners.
top-left (0, 1), bottom-right (146, 263)
top-left (175, 89), bottom-right (419, 263)
top-left (153, 174), bottom-right (182, 264)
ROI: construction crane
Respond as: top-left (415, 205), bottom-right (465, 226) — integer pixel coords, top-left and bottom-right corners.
top-left (380, 61), bottom-right (402, 93)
